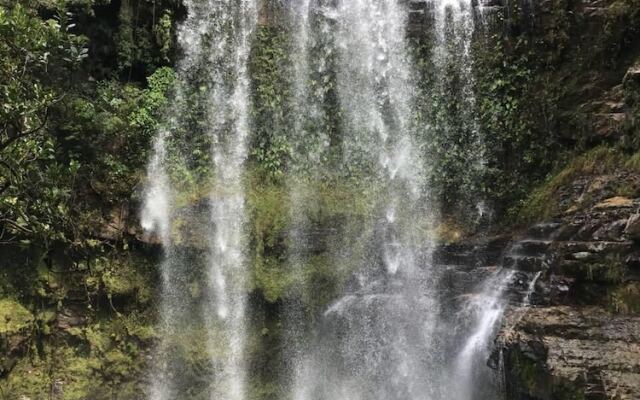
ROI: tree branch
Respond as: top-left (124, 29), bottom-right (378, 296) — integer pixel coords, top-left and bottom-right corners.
top-left (0, 107), bottom-right (49, 152)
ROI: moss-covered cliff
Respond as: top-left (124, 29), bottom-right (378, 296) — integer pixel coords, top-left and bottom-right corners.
top-left (1, 0), bottom-right (639, 399)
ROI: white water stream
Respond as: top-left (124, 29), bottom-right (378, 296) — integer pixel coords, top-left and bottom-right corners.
top-left (141, 0), bottom-right (521, 399)
top-left (142, 1), bottom-right (257, 399)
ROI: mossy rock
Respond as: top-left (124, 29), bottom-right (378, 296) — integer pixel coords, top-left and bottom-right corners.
top-left (0, 298), bottom-right (33, 335)
top-left (1, 344), bottom-right (143, 400)
top-left (0, 299), bottom-right (34, 375)
top-left (516, 145), bottom-right (640, 223)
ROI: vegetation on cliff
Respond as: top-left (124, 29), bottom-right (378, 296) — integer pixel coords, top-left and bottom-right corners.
top-left (0, 0), bottom-right (639, 398)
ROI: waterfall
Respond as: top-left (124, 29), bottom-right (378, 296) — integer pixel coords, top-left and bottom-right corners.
top-left (142, 0), bottom-right (515, 399)
top-left (284, 1), bottom-right (513, 399)
top-left (524, 271), bottom-right (542, 306)
top-left (453, 270), bottom-right (515, 400)
top-left (286, 1), bottom-right (444, 399)
top-left (141, 0), bottom-right (257, 399)
top-left (427, 0), bottom-right (487, 219)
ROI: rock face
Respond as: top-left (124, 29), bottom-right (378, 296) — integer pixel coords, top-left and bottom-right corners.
top-left (493, 191), bottom-right (640, 399)
top-left (496, 307), bottom-right (640, 400)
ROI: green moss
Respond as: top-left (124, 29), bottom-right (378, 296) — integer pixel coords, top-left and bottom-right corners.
top-left (625, 151), bottom-right (640, 171)
top-left (246, 176), bottom-right (376, 305)
top-left (253, 256), bottom-right (293, 303)
top-left (249, 380), bottom-right (282, 400)
top-left (510, 349), bottom-right (542, 394)
top-left (0, 299), bottom-right (33, 335)
top-left (1, 355), bottom-right (51, 399)
top-left (311, 179), bottom-right (378, 221)
top-left (99, 255), bottom-right (153, 304)
top-left (608, 282), bottom-right (640, 314)
top-left (299, 255), bottom-right (351, 312)
top-left (516, 146), bottom-right (633, 223)
top-left (120, 312), bottom-right (156, 342)
top-left (1, 340), bottom-right (143, 400)
top-left (35, 261), bottom-right (69, 302)
top-left (248, 181), bottom-right (291, 252)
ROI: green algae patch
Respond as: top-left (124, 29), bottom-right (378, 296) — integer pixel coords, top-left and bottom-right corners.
top-left (247, 177), bottom-right (377, 306)
top-left (0, 299), bottom-right (33, 334)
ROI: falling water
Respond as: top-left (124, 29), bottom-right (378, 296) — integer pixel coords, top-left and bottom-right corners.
top-left (453, 270), bottom-right (515, 400)
top-left (142, 0), bottom-right (257, 399)
top-left (203, 0), bottom-right (256, 398)
top-left (287, 0), bottom-right (445, 399)
top-left (524, 270), bottom-right (542, 306)
top-left (427, 0), bottom-right (487, 220)
top-left (143, 0), bottom-right (520, 398)
top-left (284, 0), bottom-right (517, 399)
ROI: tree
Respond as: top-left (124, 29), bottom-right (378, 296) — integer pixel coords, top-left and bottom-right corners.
top-left (0, 3), bottom-right (86, 245)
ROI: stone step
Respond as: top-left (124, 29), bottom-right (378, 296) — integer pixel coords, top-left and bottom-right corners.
top-left (503, 254), bottom-right (548, 272)
top-left (526, 222), bottom-right (564, 240)
top-left (556, 240), bottom-right (634, 257)
top-left (509, 239), bottom-right (553, 257)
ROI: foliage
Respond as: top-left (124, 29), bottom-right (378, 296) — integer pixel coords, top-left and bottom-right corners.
top-left (249, 26), bottom-right (293, 182)
top-left (60, 66), bottom-right (175, 202)
top-left (600, 0), bottom-right (640, 67)
top-left (0, 1), bottom-right (175, 393)
top-left (1, 0), bottom-right (640, 396)
top-left (0, 3), bottom-right (87, 247)
top-left (0, 314), bottom-right (153, 399)
top-left (154, 10), bottom-right (174, 62)
top-left (474, 32), bottom-right (560, 219)
top-left (0, 298), bottom-right (33, 334)
top-left (410, 24), bottom-right (486, 222)
top-left (112, 0), bottom-right (179, 79)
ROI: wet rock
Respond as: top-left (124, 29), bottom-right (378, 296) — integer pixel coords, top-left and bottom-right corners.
top-left (56, 306), bottom-right (86, 331)
top-left (494, 306), bottom-right (640, 400)
top-left (592, 219), bottom-right (628, 240)
top-left (526, 222), bottom-right (564, 239)
top-left (623, 62), bottom-right (640, 106)
top-left (503, 254), bottom-right (549, 272)
top-left (492, 189), bottom-right (640, 398)
top-left (625, 213), bottom-right (640, 241)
